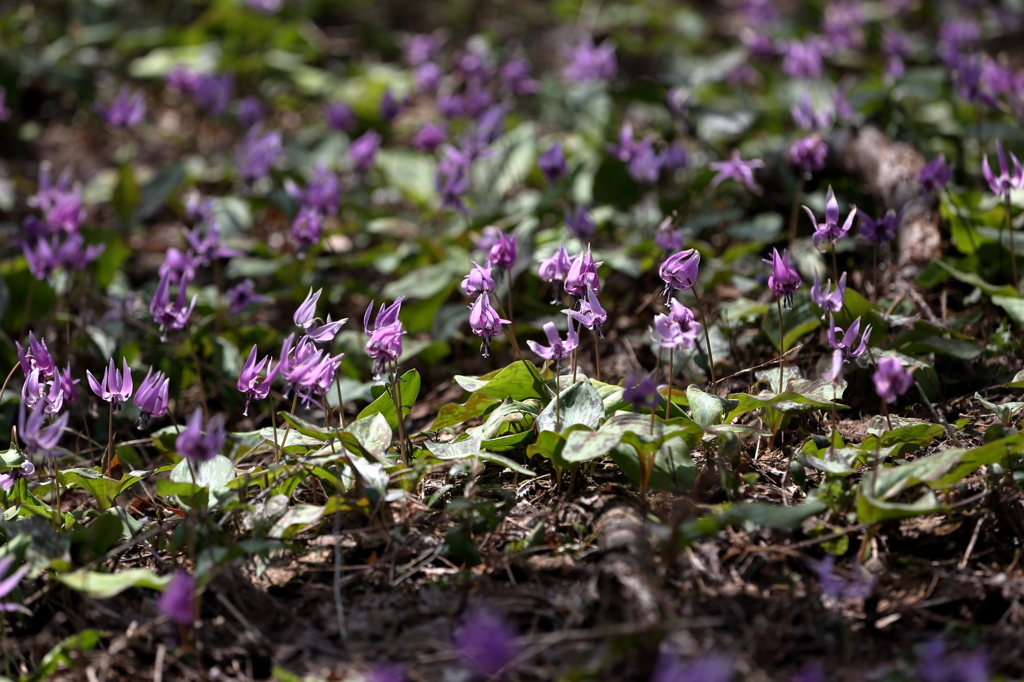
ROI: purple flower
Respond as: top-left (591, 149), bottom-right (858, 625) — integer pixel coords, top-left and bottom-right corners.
top-left (790, 135), bottom-right (828, 175)
top-left (134, 367), bottom-right (170, 427)
top-left (185, 221), bottom-right (241, 265)
top-left (607, 123), bottom-right (638, 162)
top-left (564, 247), bottom-right (601, 297)
top-left (461, 261), bottom-right (495, 297)
top-left (918, 637), bottom-right (989, 682)
top-left (860, 206), bottom-right (905, 244)
top-left (58, 365), bottom-right (79, 405)
top-left (939, 19), bottom-right (980, 64)
top-left (98, 85), bottom-right (145, 128)
top-left (740, 0), bottom-right (777, 25)
top-left (527, 318), bottom-right (579, 364)
top-left (236, 126), bottom-right (283, 181)
top-left (763, 248), bottom-right (801, 308)
top-left (158, 570), bottom-right (194, 625)
top-left (822, 348), bottom-right (845, 386)
top-left (882, 28), bottom-right (911, 78)
top-left (237, 346), bottom-right (280, 417)
top-left (982, 139), bottom-right (1024, 199)
top-left (539, 245), bottom-right (572, 303)
top-left (290, 207), bottom-right (323, 254)
top-left (0, 461), bottom-right (36, 492)
top-left (0, 556), bottom-right (31, 612)
top-left (781, 36), bottom-right (825, 79)
top-left (365, 322), bottom-right (405, 380)
top-left (176, 408), bottom-right (226, 463)
top-left (500, 58), bottom-right (537, 95)
top-left (873, 356), bottom-right (913, 404)
top-left (538, 142), bottom-right (567, 183)
top-left (659, 143), bottom-right (688, 174)
top-left (623, 374), bottom-right (659, 409)
top-left (469, 294), bottom-right (509, 358)
top-left (659, 249), bottom-right (700, 298)
top-left (822, 1), bottom-right (865, 52)
top-left (791, 94), bottom-right (834, 131)
top-left (194, 73), bottom-right (233, 115)
top-left (469, 104), bottom-right (506, 150)
top-left (366, 664), bottom-right (406, 682)
top-left (627, 139), bottom-right (661, 184)
top-left (150, 270), bottom-right (198, 339)
top-left (17, 332), bottom-right (56, 379)
top-left (349, 131), bottom-right (381, 175)
top-left (487, 232), bottom-right (518, 273)
top-left (436, 145), bottom-right (472, 212)
top-left (562, 38), bottom-right (618, 83)
top-left (414, 62), bottom-right (442, 95)
top-left (285, 164), bottom-right (340, 215)
top-left (919, 154), bottom-right (953, 193)
top-left (655, 219), bottom-right (684, 253)
top-left (806, 554), bottom-right (876, 600)
top-left (364, 298), bottom-right (406, 336)
top-left (810, 271), bottom-right (846, 317)
top-left (710, 150), bottom-right (763, 191)
top-left (476, 225), bottom-right (503, 254)
top-left (325, 101), bottom-right (355, 131)
top-left (651, 306), bottom-right (701, 350)
top-left (159, 247), bottom-right (198, 284)
top-left (565, 205), bottom-right (596, 240)
top-left (236, 97), bottom-right (264, 128)
top-left (952, 54), bottom-right (999, 108)
top-left (456, 50), bottom-right (492, 81)
top-left (412, 122), bottom-right (446, 152)
top-left (564, 285), bottom-right (607, 337)
top-left (227, 279), bottom-right (270, 315)
top-left (293, 288), bottom-right (323, 330)
top-left (245, 0), bottom-right (281, 13)
top-left (18, 400), bottom-right (69, 458)
top-left (87, 358), bottom-right (134, 410)
top-left (166, 66), bottom-right (199, 94)
top-left (404, 34), bottom-right (438, 66)
top-left (827, 314), bottom-right (871, 359)
top-left (454, 607), bottom-right (519, 677)
top-left (652, 652), bottom-right (733, 682)
top-left (380, 89), bottom-right (402, 124)
top-left (803, 186), bottom-right (856, 250)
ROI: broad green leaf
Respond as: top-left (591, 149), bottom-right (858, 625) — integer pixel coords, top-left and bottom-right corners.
top-left (610, 435), bottom-right (696, 492)
top-left (268, 504), bottom-right (325, 539)
top-left (686, 384), bottom-right (737, 427)
top-left (433, 393), bottom-right (502, 430)
top-left (724, 386), bottom-right (843, 423)
top-left (933, 260), bottom-right (1018, 298)
top-left (974, 393), bottom-right (1024, 426)
top-left (456, 361), bottom-right (549, 401)
top-left (535, 380), bottom-right (604, 433)
top-left (466, 398), bottom-right (540, 441)
top-left (170, 455), bottom-right (235, 491)
top-left (561, 428), bottom-right (623, 464)
top-left (719, 497), bottom-right (828, 530)
top-left (58, 469), bottom-right (120, 510)
top-left (856, 489), bottom-right (944, 524)
top-left (357, 369), bottom-right (421, 430)
top-left (1006, 370), bottom-right (1024, 389)
top-left (992, 296), bottom-right (1024, 326)
top-left (376, 149), bottom-right (438, 204)
top-left (345, 413), bottom-right (392, 459)
top-left (425, 436), bottom-right (537, 475)
top-left (57, 568), bottom-right (172, 599)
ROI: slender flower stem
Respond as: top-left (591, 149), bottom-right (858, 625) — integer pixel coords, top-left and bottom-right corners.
top-left (665, 350), bottom-right (674, 421)
top-left (789, 173), bottom-right (806, 246)
top-left (555, 360), bottom-right (562, 433)
top-left (1006, 193), bottom-right (1019, 292)
top-left (104, 402), bottom-right (115, 477)
top-left (334, 375), bottom-right (347, 430)
top-left (278, 393), bottom-right (299, 464)
top-left (389, 364), bottom-right (409, 464)
top-left (270, 397), bottom-right (281, 464)
top-left (776, 298), bottom-right (786, 394)
top-left (0, 363), bottom-right (22, 405)
top-left (691, 288), bottom-right (716, 393)
top-left (831, 244), bottom-right (840, 288)
top-left (592, 328), bottom-right (601, 382)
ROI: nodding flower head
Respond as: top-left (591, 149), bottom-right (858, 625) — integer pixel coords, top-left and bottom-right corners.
top-left (98, 85), bottom-right (146, 128)
top-left (18, 400), bottom-right (69, 458)
top-left (293, 288), bottom-right (323, 330)
top-left (659, 248), bottom-right (700, 299)
top-left (981, 139), bottom-right (1024, 199)
top-left (563, 286), bottom-right (608, 338)
top-left (237, 345), bottom-right (280, 416)
top-left (538, 142), bottom-right (567, 183)
top-left (526, 317), bottom-right (579, 364)
top-left (149, 270), bottom-right (197, 340)
top-left (365, 322), bottom-right (405, 380)
top-left (651, 307), bottom-right (701, 350)
top-left (539, 245), bottom-right (573, 303)
top-left (158, 570), bottom-right (195, 625)
top-left (790, 134), bottom-right (828, 175)
top-left (363, 298), bottom-right (406, 336)
top-left (16, 332), bottom-right (56, 379)
top-left (487, 232), bottom-right (518, 273)
top-left (564, 247), bottom-right (601, 298)
top-left (859, 206), bottom-right (905, 244)
top-left (86, 358), bottom-right (133, 410)
top-left (709, 149), bottom-right (764, 190)
top-left (469, 294), bottom-right (509, 358)
top-left (134, 367), bottom-right (170, 428)
top-left (461, 261), bottom-right (496, 298)
top-left (826, 314), bottom-right (871, 359)
top-left (810, 271), bottom-right (846, 317)
top-left (873, 356), bottom-right (914, 404)
top-left (763, 248), bottom-right (802, 308)
top-left (918, 154), bottom-right (953, 194)
top-left (623, 374), bottom-right (659, 410)
top-left (175, 409), bottom-right (226, 463)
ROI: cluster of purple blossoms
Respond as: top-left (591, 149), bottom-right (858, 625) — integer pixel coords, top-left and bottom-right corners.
top-left (97, 85), bottom-right (146, 128)
top-left (413, 122), bottom-right (446, 152)
top-left (150, 268), bottom-right (198, 341)
top-left (779, 36), bottom-right (826, 79)
top-left (607, 124), bottom-right (687, 185)
top-left (17, 333), bottom-right (77, 417)
top-left (134, 367), bottom-right (170, 428)
top-left (790, 134), bottom-right (828, 175)
top-left (792, 94), bottom-right (834, 132)
top-left (166, 67), bottom-right (234, 116)
top-left (822, 1), bottom-right (865, 53)
top-left (21, 165), bottom-right (105, 281)
top-left (652, 300), bottom-right (702, 350)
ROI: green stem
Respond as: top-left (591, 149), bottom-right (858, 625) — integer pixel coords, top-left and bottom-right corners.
top-left (776, 298), bottom-right (786, 394)
top-left (592, 328), bottom-right (601, 382)
top-left (389, 364), bottom-right (409, 464)
top-left (665, 350), bottom-right (674, 421)
top-left (692, 288), bottom-right (716, 393)
top-left (105, 402), bottom-right (114, 477)
top-left (1007, 193), bottom-right (1019, 292)
top-left (278, 393), bottom-right (299, 464)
